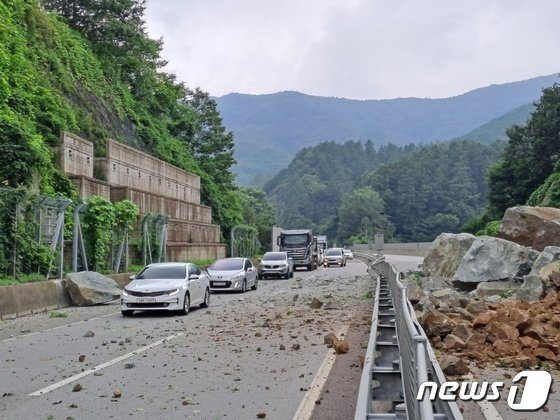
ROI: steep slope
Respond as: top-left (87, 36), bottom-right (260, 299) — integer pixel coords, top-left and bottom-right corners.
top-left (217, 75), bottom-right (558, 184)
top-left (457, 103), bottom-right (536, 144)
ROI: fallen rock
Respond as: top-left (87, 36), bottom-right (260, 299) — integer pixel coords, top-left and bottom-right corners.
top-left (403, 279), bottom-right (424, 304)
top-left (530, 246), bottom-right (560, 275)
top-left (486, 322), bottom-right (519, 343)
top-left (443, 334), bottom-right (466, 350)
top-left (454, 236), bottom-right (539, 283)
top-left (516, 275), bottom-right (544, 301)
top-left (333, 339), bottom-right (349, 354)
top-left (470, 280), bottom-right (520, 300)
top-left (65, 272), bottom-right (121, 306)
top-left (423, 233), bottom-right (476, 278)
top-left (450, 324), bottom-right (473, 342)
top-left (421, 311), bottom-right (456, 338)
top-left (440, 355), bottom-right (469, 376)
top-left (324, 333), bottom-right (338, 346)
top-left (539, 261), bottom-right (560, 290)
top-left (466, 301), bottom-right (486, 315)
top-left (492, 339), bottom-right (521, 357)
top-left (498, 206), bottom-right (560, 251)
top-left (534, 347), bottom-right (557, 362)
top-left (309, 298), bottom-right (323, 309)
top-left (472, 311), bottom-right (497, 328)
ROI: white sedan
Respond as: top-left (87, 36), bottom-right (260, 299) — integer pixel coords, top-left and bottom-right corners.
top-left (207, 257), bottom-right (258, 292)
top-left (121, 262), bottom-right (210, 316)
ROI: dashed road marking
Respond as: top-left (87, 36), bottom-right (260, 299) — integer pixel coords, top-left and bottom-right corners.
top-left (292, 326), bottom-right (349, 420)
top-left (29, 332), bottom-right (185, 396)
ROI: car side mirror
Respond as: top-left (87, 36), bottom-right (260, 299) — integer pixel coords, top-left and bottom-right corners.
top-left (247, 267), bottom-right (254, 272)
top-left (129, 275), bottom-right (135, 281)
top-left (190, 274), bottom-right (199, 280)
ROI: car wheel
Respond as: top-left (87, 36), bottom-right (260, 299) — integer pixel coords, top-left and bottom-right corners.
top-left (121, 310), bottom-right (133, 317)
top-left (200, 288), bottom-right (210, 308)
top-left (180, 292), bottom-right (190, 315)
top-left (257, 273), bottom-right (262, 280)
top-left (241, 279), bottom-right (247, 293)
top-left (251, 278), bottom-right (258, 290)
top-left (289, 270), bottom-right (294, 278)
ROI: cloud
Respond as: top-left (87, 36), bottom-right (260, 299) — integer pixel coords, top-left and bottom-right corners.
top-left (145, 0), bottom-right (560, 99)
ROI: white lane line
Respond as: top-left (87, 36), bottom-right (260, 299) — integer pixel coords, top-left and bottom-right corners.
top-left (292, 326), bottom-right (349, 420)
top-left (1, 311), bottom-right (119, 344)
top-left (29, 332), bottom-right (184, 396)
top-left (477, 400), bottom-right (503, 420)
top-left (463, 374), bottom-right (503, 420)
top-left (304, 275), bottom-right (316, 281)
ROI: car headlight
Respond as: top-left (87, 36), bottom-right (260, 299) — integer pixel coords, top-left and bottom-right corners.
top-left (122, 288), bottom-right (129, 296)
top-left (167, 288), bottom-right (179, 296)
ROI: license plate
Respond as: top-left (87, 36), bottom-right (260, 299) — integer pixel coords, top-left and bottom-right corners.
top-left (137, 297), bottom-right (156, 303)
top-left (213, 282), bottom-right (226, 286)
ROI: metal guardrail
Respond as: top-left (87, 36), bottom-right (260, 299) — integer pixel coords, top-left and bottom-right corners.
top-left (354, 253), bottom-right (463, 420)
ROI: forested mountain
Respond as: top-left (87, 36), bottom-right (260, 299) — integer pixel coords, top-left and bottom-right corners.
top-left (264, 140), bottom-right (503, 243)
top-left (486, 84), bottom-right (560, 219)
top-left (456, 103), bottom-right (535, 144)
top-left (0, 0), bottom-right (245, 236)
top-left (216, 75), bottom-right (558, 184)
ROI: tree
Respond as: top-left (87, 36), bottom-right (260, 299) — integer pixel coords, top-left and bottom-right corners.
top-left (487, 83), bottom-right (560, 217)
top-left (42, 0), bottom-right (164, 94)
top-left (238, 187), bottom-right (277, 252)
top-left (336, 187), bottom-right (394, 244)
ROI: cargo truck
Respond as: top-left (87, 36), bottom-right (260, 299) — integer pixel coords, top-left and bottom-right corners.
top-left (277, 229), bottom-right (318, 271)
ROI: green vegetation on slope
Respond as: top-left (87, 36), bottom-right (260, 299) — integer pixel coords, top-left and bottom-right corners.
top-left (265, 139), bottom-right (504, 244)
top-left (0, 0), bottom-right (252, 239)
top-left (486, 83), bottom-right (560, 218)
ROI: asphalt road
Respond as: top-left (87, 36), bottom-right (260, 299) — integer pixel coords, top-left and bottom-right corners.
top-left (0, 259), bottom-right (380, 420)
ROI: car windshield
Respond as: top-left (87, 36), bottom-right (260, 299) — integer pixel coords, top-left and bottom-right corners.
top-left (210, 259), bottom-right (243, 270)
top-left (262, 252), bottom-right (287, 261)
top-left (281, 234), bottom-right (308, 246)
top-left (325, 249), bottom-right (342, 256)
top-left (136, 265), bottom-right (186, 280)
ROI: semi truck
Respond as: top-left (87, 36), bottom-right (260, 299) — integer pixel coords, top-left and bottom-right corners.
top-left (316, 235), bottom-right (327, 251)
top-left (276, 229), bottom-right (318, 271)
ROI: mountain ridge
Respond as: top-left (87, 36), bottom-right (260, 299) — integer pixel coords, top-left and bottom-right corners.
top-left (216, 74), bottom-right (559, 185)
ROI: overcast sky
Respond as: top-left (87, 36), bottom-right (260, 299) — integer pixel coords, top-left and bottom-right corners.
top-left (145, 0), bottom-right (560, 100)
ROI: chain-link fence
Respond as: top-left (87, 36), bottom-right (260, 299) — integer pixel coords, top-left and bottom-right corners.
top-left (0, 188), bottom-right (70, 280)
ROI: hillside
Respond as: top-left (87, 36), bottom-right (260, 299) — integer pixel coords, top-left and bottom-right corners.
top-left (1, 0), bottom-right (239, 231)
top-left (264, 139), bottom-right (504, 243)
top-left (216, 75), bottom-right (558, 184)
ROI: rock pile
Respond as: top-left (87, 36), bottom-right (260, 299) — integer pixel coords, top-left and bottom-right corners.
top-left (419, 292), bottom-right (560, 374)
top-left (408, 207), bottom-right (560, 375)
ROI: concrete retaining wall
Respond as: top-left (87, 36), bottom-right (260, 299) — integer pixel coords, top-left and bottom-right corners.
top-left (352, 242), bottom-right (432, 257)
top-left (0, 279), bottom-right (72, 319)
top-left (0, 273), bottom-right (134, 319)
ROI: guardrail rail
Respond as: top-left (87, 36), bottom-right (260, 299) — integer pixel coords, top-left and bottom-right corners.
top-left (354, 253), bottom-right (463, 420)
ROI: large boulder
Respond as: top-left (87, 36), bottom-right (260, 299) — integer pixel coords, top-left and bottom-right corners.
top-left (454, 236), bottom-right (539, 283)
top-left (516, 275), bottom-right (544, 302)
top-left (529, 246), bottom-right (560, 275)
top-left (469, 280), bottom-right (520, 300)
top-left (498, 206), bottom-right (560, 251)
top-left (65, 271), bottom-right (122, 306)
top-left (423, 233), bottom-right (476, 278)
top-left (538, 261), bottom-right (560, 290)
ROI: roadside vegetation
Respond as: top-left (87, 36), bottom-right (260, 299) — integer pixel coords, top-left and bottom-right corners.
top-left (0, 0), bottom-right (277, 284)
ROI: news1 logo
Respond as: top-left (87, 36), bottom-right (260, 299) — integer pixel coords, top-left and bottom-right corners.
top-left (417, 371), bottom-right (553, 411)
